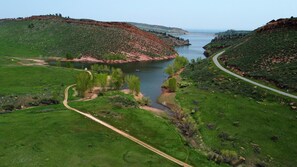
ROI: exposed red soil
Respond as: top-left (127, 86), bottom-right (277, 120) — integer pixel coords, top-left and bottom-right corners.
top-left (256, 17), bottom-right (297, 32)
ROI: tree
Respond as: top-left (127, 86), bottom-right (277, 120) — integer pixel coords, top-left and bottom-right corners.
top-left (94, 73), bottom-right (108, 91)
top-left (168, 78), bottom-right (177, 92)
top-left (111, 68), bottom-right (124, 90)
top-left (91, 64), bottom-right (100, 73)
top-left (76, 72), bottom-right (92, 97)
top-left (173, 56), bottom-right (188, 71)
top-left (56, 60), bottom-right (61, 67)
top-left (165, 64), bottom-right (175, 76)
top-left (125, 75), bottom-right (140, 95)
top-left (65, 53), bottom-right (73, 60)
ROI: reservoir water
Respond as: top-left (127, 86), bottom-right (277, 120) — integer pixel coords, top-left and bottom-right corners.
top-left (116, 31), bottom-right (216, 108)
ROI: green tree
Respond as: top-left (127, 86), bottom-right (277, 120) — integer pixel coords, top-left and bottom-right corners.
top-left (125, 75), bottom-right (140, 95)
top-left (111, 68), bottom-right (124, 90)
top-left (168, 78), bottom-right (177, 92)
top-left (91, 64), bottom-right (100, 73)
top-left (94, 73), bottom-right (108, 91)
top-left (173, 56), bottom-right (189, 71)
top-left (76, 72), bottom-right (92, 97)
top-left (65, 53), bottom-right (73, 60)
top-left (165, 64), bottom-right (175, 76)
top-left (56, 60), bottom-right (61, 67)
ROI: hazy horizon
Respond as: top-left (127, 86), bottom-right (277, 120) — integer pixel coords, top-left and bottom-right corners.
top-left (1, 0), bottom-right (296, 31)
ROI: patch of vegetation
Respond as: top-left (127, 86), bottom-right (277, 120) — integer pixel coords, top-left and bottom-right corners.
top-left (0, 64), bottom-right (78, 111)
top-left (221, 28), bottom-right (297, 92)
top-left (125, 75), bottom-right (141, 95)
top-left (102, 53), bottom-right (127, 60)
top-left (70, 91), bottom-right (222, 167)
top-left (165, 55), bottom-right (188, 76)
top-left (0, 105), bottom-right (178, 166)
top-left (176, 57), bottom-right (297, 166)
top-left (203, 30), bottom-right (250, 57)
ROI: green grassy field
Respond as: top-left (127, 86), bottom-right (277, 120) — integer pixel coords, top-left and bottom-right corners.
top-left (0, 105), bottom-right (178, 167)
top-left (175, 58), bottom-right (297, 166)
top-left (70, 91), bottom-right (221, 167)
top-left (0, 91), bottom-right (222, 167)
top-left (0, 57), bottom-right (78, 111)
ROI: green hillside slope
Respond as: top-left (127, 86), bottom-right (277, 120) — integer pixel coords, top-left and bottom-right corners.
top-left (0, 15), bottom-right (176, 60)
top-left (217, 18), bottom-right (297, 92)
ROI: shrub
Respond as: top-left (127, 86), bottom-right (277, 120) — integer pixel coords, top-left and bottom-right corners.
top-left (65, 53), bottom-right (74, 59)
top-left (168, 78), bottom-right (177, 92)
top-left (221, 150), bottom-right (238, 163)
top-left (138, 96), bottom-right (151, 106)
top-left (2, 105), bottom-right (14, 111)
top-left (40, 98), bottom-right (59, 105)
top-left (109, 95), bottom-right (138, 108)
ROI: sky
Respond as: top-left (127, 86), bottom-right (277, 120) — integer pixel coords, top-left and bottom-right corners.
top-left (0, 0), bottom-right (296, 30)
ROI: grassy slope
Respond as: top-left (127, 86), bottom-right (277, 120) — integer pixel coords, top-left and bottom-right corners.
top-left (0, 17), bottom-right (175, 59)
top-left (221, 28), bottom-right (297, 92)
top-left (0, 57), bottom-right (79, 109)
top-left (0, 19), bottom-right (126, 58)
top-left (0, 57), bottom-right (219, 166)
top-left (0, 105), bottom-right (177, 167)
top-left (71, 91), bottom-right (220, 167)
top-left (0, 92), bottom-right (220, 167)
top-left (175, 58), bottom-right (297, 166)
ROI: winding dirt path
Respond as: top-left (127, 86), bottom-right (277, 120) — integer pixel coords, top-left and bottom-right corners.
top-left (63, 84), bottom-right (192, 167)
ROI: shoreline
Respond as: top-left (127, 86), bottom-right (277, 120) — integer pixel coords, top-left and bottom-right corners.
top-left (51, 54), bottom-right (177, 64)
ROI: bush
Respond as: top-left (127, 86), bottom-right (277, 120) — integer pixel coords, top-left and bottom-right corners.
top-left (65, 53), bottom-right (74, 59)
top-left (109, 95), bottom-right (138, 108)
top-left (2, 105), bottom-right (14, 111)
top-left (138, 96), bottom-right (151, 106)
top-left (221, 150), bottom-right (238, 163)
top-left (40, 98), bottom-right (59, 105)
top-left (168, 78), bottom-right (177, 92)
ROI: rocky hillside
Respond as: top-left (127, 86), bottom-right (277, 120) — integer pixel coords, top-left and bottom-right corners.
top-left (219, 17), bottom-right (297, 92)
top-left (0, 15), bottom-right (177, 63)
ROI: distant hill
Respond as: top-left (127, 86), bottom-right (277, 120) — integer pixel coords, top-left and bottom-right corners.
top-left (203, 30), bottom-right (251, 57)
top-left (0, 15), bottom-right (176, 62)
top-left (128, 22), bottom-right (188, 35)
top-left (216, 17), bottom-right (297, 91)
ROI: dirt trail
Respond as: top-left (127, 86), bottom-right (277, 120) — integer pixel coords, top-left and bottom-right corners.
top-left (63, 84), bottom-right (192, 167)
top-left (213, 51), bottom-right (297, 100)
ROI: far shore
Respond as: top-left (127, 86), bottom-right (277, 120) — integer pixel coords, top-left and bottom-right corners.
top-left (49, 54), bottom-right (177, 64)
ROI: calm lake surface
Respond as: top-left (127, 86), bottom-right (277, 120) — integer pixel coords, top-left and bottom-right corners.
top-left (52, 31), bottom-right (215, 109)
top-left (118, 31), bottom-right (216, 109)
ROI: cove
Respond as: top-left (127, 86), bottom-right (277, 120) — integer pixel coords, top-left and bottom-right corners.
top-left (49, 30), bottom-right (215, 109)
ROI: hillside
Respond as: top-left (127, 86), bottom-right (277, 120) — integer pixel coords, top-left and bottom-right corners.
top-left (219, 17), bottom-right (297, 92)
top-left (203, 30), bottom-right (251, 57)
top-left (128, 22), bottom-right (188, 35)
top-left (148, 31), bottom-right (190, 47)
top-left (0, 15), bottom-right (176, 63)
